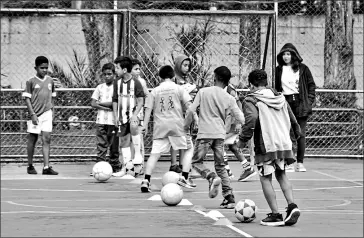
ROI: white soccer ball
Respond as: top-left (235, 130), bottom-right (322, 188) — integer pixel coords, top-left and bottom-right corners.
top-left (234, 199), bottom-right (257, 223)
top-left (161, 183), bottom-right (183, 206)
top-left (125, 161), bottom-right (135, 177)
top-left (162, 171), bottom-right (180, 186)
top-left (92, 161), bottom-right (113, 182)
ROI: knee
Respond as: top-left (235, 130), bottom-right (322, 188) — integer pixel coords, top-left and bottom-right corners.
top-left (43, 135), bottom-right (51, 145)
top-left (130, 125), bottom-right (139, 135)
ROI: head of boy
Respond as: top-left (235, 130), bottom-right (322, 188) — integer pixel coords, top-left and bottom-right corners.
top-left (213, 66), bottom-right (231, 87)
top-left (131, 58), bottom-right (141, 76)
top-left (101, 63), bottom-right (115, 85)
top-left (114, 56), bottom-right (132, 77)
top-left (34, 56), bottom-right (49, 78)
top-left (159, 65), bottom-right (175, 80)
top-left (248, 69), bottom-right (268, 90)
top-left (180, 59), bottom-right (191, 75)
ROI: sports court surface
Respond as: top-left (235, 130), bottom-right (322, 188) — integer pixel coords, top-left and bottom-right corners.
top-left (1, 158), bottom-right (363, 237)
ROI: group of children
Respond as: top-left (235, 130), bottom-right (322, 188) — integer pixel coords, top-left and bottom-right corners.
top-left (24, 55), bottom-right (301, 227)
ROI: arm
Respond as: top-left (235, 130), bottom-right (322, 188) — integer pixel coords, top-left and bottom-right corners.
top-left (25, 98), bottom-right (38, 125)
top-left (287, 103), bottom-right (301, 141)
top-left (229, 98), bottom-right (245, 125)
top-left (112, 80), bottom-right (119, 126)
top-left (142, 107), bottom-right (152, 135)
top-left (239, 99), bottom-right (258, 143)
top-left (91, 99), bottom-right (112, 111)
top-left (304, 66), bottom-right (316, 105)
top-left (98, 101), bottom-right (113, 108)
top-left (184, 92), bottom-right (200, 130)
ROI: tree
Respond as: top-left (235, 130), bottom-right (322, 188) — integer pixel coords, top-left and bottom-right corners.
top-left (324, 0), bottom-right (356, 89)
top-left (81, 1), bottom-right (114, 84)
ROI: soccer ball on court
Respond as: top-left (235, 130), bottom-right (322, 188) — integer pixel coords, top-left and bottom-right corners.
top-left (133, 163), bottom-right (144, 176)
top-left (125, 161), bottom-right (136, 177)
top-left (234, 199), bottom-right (257, 223)
top-left (161, 183), bottom-right (183, 206)
top-left (162, 171), bottom-right (180, 186)
top-left (92, 161), bottom-right (113, 182)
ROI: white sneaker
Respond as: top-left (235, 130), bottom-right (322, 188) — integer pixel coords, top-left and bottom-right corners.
top-left (285, 164), bottom-right (295, 172)
top-left (296, 163), bottom-right (307, 172)
top-left (132, 154), bottom-right (144, 165)
top-left (112, 168), bottom-right (126, 177)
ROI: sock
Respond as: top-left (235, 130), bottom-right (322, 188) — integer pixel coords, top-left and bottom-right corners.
top-left (131, 135), bottom-right (143, 164)
top-left (121, 147), bottom-right (131, 165)
top-left (44, 166), bottom-right (49, 169)
top-left (145, 174), bottom-right (151, 182)
top-left (241, 159), bottom-right (252, 170)
top-left (182, 172), bottom-right (189, 180)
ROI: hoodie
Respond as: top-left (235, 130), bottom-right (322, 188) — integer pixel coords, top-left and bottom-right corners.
top-left (275, 43), bottom-right (316, 118)
top-left (174, 55), bottom-right (198, 99)
top-left (240, 88), bottom-right (301, 165)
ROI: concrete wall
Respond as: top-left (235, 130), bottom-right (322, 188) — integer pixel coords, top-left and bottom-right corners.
top-left (1, 13), bottom-right (363, 91)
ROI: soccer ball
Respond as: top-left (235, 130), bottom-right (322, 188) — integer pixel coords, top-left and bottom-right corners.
top-left (92, 161), bottom-right (113, 182)
top-left (234, 199), bottom-right (257, 223)
top-left (161, 183), bottom-right (183, 206)
top-left (133, 164), bottom-right (144, 176)
top-left (162, 171), bottom-right (180, 186)
top-left (125, 161), bottom-right (135, 177)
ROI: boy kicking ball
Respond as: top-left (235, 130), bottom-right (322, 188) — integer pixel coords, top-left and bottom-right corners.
top-left (141, 65), bottom-right (195, 192)
top-left (238, 69), bottom-right (301, 226)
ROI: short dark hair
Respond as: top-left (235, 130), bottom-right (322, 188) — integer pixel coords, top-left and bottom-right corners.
top-left (131, 58), bottom-right (141, 67)
top-left (102, 63), bottom-right (115, 73)
top-left (159, 65), bottom-right (175, 79)
top-left (214, 66), bottom-right (231, 86)
top-left (35, 56), bottom-right (49, 67)
top-left (248, 69), bottom-right (268, 87)
top-left (114, 56), bottom-right (132, 72)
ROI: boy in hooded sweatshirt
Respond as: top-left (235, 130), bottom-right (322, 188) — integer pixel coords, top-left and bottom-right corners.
top-left (238, 69), bottom-right (301, 226)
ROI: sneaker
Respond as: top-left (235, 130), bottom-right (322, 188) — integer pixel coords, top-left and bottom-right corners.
top-left (177, 177), bottom-right (193, 189)
top-left (27, 165), bottom-right (37, 175)
top-left (238, 168), bottom-right (257, 182)
top-left (285, 203), bottom-right (301, 226)
top-left (227, 169), bottom-right (234, 180)
top-left (141, 179), bottom-right (151, 193)
top-left (208, 176), bottom-right (221, 198)
top-left (112, 167), bottom-right (126, 177)
top-left (285, 164), bottom-right (295, 172)
top-left (220, 194), bottom-right (235, 209)
top-left (42, 166), bottom-right (58, 175)
top-left (188, 177), bottom-right (197, 188)
top-left (295, 163), bottom-right (307, 172)
top-left (260, 213), bottom-right (285, 226)
top-left (169, 164), bottom-right (182, 173)
top-left (89, 172), bottom-right (94, 176)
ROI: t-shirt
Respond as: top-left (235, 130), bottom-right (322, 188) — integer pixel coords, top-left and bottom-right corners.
top-left (22, 75), bottom-right (56, 117)
top-left (282, 66), bottom-right (299, 95)
top-left (224, 84), bottom-right (239, 133)
top-left (145, 81), bottom-right (191, 139)
top-left (112, 74), bottom-right (145, 124)
top-left (186, 86), bottom-right (245, 140)
top-left (136, 76), bottom-right (149, 120)
top-left (91, 83), bottom-right (114, 125)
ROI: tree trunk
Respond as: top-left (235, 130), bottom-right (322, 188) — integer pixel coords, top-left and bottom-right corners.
top-left (324, 0), bottom-right (356, 89)
top-left (238, 2), bottom-right (261, 86)
top-left (81, 1), bottom-right (114, 84)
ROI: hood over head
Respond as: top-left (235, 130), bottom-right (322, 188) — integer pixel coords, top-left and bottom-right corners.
top-left (250, 88), bottom-right (286, 110)
top-left (277, 43), bottom-right (303, 67)
top-left (174, 55), bottom-right (191, 83)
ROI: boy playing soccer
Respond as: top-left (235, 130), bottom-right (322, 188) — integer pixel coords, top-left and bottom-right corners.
top-left (184, 66), bottom-right (245, 208)
top-left (141, 65), bottom-right (195, 192)
top-left (91, 63), bottom-right (121, 173)
top-left (23, 56), bottom-right (58, 175)
top-left (238, 69), bottom-right (301, 226)
top-left (112, 56), bottom-right (145, 177)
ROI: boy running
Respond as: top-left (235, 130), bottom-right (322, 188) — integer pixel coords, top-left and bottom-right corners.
top-left (23, 56), bottom-right (58, 175)
top-left (238, 69), bottom-right (301, 226)
top-left (112, 56), bottom-right (145, 177)
top-left (185, 66), bottom-right (245, 209)
top-left (141, 65), bottom-right (195, 192)
top-left (91, 63), bottom-right (121, 174)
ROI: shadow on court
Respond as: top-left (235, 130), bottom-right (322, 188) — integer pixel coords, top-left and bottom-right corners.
top-left (1, 158), bottom-right (363, 237)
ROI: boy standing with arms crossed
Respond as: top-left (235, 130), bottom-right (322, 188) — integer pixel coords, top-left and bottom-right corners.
top-left (238, 69), bottom-right (301, 226)
top-left (91, 63), bottom-right (121, 174)
top-left (112, 56), bottom-right (145, 177)
top-left (23, 56), bottom-right (58, 175)
top-left (184, 66), bottom-right (245, 208)
top-left (141, 65), bottom-right (195, 192)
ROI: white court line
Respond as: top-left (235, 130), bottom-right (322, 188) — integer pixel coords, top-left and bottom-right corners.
top-left (194, 210), bottom-right (253, 238)
top-left (313, 170), bottom-right (363, 186)
top-left (1, 210), bottom-right (181, 214)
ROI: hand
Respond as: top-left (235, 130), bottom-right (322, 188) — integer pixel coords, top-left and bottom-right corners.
top-left (141, 126), bottom-right (148, 135)
top-left (31, 114), bottom-right (39, 125)
top-left (234, 124), bottom-right (241, 134)
top-left (130, 115), bottom-right (139, 126)
top-left (237, 139), bottom-right (247, 149)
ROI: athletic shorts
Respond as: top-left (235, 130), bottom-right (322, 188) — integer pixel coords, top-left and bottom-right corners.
top-left (256, 159), bottom-right (286, 176)
top-left (27, 109), bottom-right (53, 134)
top-left (225, 132), bottom-right (238, 145)
top-left (151, 136), bottom-right (188, 154)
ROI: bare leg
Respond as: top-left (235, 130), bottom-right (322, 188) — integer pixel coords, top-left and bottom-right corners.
top-left (27, 133), bottom-right (38, 166)
top-left (41, 132), bottom-right (51, 167)
top-left (275, 169), bottom-right (294, 205)
top-left (260, 174), bottom-right (279, 213)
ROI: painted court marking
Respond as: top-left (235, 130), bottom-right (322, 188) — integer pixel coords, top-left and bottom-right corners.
top-left (313, 170), bottom-right (363, 186)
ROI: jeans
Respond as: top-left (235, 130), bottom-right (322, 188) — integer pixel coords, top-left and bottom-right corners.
top-left (96, 124), bottom-right (121, 171)
top-left (296, 117), bottom-right (307, 163)
top-left (191, 139), bottom-right (233, 197)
